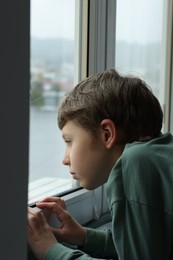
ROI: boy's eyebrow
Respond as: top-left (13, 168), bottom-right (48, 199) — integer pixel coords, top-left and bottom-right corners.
top-left (62, 134), bottom-right (70, 139)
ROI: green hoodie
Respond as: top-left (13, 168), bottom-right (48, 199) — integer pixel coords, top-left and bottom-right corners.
top-left (45, 133), bottom-right (173, 260)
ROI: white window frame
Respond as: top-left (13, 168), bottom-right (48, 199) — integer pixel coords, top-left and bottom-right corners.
top-left (166, 0), bottom-right (173, 133)
top-left (46, 0), bottom-right (116, 227)
top-left (160, 0), bottom-right (173, 132)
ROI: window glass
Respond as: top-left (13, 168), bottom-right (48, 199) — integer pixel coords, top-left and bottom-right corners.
top-left (115, 0), bottom-right (165, 116)
top-left (29, 0), bottom-right (77, 204)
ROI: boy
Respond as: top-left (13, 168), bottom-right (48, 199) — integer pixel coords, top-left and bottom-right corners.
top-left (28, 69), bottom-right (173, 259)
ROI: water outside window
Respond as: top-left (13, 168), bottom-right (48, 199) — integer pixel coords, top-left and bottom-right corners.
top-left (29, 0), bottom-right (77, 204)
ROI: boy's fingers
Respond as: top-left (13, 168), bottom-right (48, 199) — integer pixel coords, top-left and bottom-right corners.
top-left (28, 209), bottom-right (44, 230)
top-left (28, 206), bottom-right (41, 217)
top-left (36, 202), bottom-right (68, 222)
top-left (38, 197), bottom-right (66, 210)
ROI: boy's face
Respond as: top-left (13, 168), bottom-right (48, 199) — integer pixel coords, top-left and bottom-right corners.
top-left (61, 120), bottom-right (113, 190)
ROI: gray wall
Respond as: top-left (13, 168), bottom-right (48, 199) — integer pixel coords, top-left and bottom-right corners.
top-left (0, 0), bottom-right (29, 259)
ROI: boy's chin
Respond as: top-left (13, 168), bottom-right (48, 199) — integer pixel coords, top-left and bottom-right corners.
top-left (81, 181), bottom-right (100, 191)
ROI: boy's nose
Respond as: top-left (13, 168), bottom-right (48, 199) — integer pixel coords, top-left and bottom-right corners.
top-left (62, 155), bottom-right (70, 166)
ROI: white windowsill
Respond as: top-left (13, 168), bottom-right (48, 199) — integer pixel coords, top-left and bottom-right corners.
top-left (29, 179), bottom-right (109, 226)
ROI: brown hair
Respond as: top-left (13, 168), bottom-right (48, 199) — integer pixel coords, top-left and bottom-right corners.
top-left (58, 69), bottom-right (163, 143)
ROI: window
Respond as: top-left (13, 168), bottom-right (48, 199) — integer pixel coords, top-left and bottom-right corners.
top-left (29, 0), bottom-right (78, 204)
top-left (115, 0), bottom-right (172, 132)
top-left (28, 1), bottom-right (116, 228)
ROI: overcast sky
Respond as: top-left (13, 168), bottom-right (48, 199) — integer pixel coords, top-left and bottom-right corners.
top-left (31, 0), bottom-right (164, 44)
top-left (31, 0), bottom-right (75, 39)
top-left (116, 0), bottom-right (164, 44)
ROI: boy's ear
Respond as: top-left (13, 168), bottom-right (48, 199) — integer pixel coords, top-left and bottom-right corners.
top-left (100, 119), bottom-right (117, 148)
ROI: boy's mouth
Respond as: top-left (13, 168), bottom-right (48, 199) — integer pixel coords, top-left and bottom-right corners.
top-left (70, 171), bottom-right (76, 176)
top-left (70, 172), bottom-right (78, 179)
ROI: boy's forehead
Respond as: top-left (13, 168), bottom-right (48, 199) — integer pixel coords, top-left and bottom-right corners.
top-left (61, 120), bottom-right (88, 136)
top-left (61, 124), bottom-right (72, 139)
top-left (61, 122), bottom-right (70, 134)
top-left (61, 120), bottom-right (77, 134)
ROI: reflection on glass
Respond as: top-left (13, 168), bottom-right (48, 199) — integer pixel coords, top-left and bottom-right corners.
top-left (29, 0), bottom-right (76, 204)
top-left (115, 0), bottom-right (165, 106)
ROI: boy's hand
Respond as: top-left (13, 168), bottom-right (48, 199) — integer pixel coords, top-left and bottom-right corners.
top-left (36, 197), bottom-right (86, 247)
top-left (28, 207), bottom-right (57, 259)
